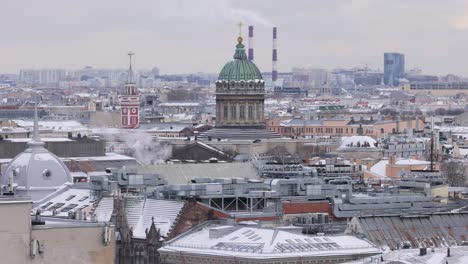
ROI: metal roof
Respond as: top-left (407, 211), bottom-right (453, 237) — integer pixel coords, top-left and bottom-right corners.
top-left (218, 39), bottom-right (262, 82)
top-left (139, 162), bottom-right (259, 185)
top-left (353, 213), bottom-right (468, 250)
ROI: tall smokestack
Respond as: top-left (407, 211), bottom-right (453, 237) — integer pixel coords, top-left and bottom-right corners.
top-left (248, 25), bottom-right (254, 61)
top-left (272, 27), bottom-right (278, 83)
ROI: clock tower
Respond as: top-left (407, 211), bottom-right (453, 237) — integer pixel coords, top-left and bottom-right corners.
top-left (120, 52), bottom-right (140, 129)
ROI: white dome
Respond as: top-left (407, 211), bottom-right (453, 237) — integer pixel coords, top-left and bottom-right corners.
top-left (339, 136), bottom-right (377, 149)
top-left (1, 109), bottom-right (72, 201)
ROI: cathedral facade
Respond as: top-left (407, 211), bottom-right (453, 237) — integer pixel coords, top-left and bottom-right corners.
top-left (215, 35), bottom-right (265, 129)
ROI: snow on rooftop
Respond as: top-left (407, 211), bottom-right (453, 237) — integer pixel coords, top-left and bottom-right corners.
top-left (34, 187), bottom-right (93, 217)
top-left (124, 197), bottom-right (184, 239)
top-left (159, 102), bottom-right (201, 107)
top-left (94, 197), bottom-right (114, 222)
top-left (345, 246), bottom-right (468, 264)
top-left (8, 137), bottom-right (74, 143)
top-left (369, 159), bottom-right (390, 180)
top-left (62, 152), bottom-right (136, 162)
top-left (161, 225), bottom-right (380, 258)
top-left (339, 136), bottom-right (377, 149)
top-left (395, 159), bottom-right (430, 165)
top-left (14, 119), bottom-right (88, 132)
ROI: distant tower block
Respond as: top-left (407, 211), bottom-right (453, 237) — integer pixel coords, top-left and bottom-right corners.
top-left (272, 27), bottom-right (278, 82)
top-left (119, 52), bottom-right (140, 129)
top-left (248, 25), bottom-right (254, 61)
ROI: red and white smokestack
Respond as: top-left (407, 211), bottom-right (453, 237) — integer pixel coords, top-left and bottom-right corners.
top-left (272, 27), bottom-right (278, 82)
top-left (248, 25), bottom-right (254, 61)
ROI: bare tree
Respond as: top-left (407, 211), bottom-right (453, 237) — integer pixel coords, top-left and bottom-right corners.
top-left (441, 161), bottom-right (467, 187)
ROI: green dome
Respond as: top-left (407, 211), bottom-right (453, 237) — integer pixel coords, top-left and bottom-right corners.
top-left (218, 38), bottom-right (263, 82)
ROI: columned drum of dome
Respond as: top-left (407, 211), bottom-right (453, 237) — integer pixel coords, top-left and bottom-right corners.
top-left (198, 28), bottom-right (280, 140)
top-left (215, 35), bottom-right (266, 129)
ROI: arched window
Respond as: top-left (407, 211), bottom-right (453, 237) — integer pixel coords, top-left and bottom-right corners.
top-left (381, 128), bottom-right (384, 134)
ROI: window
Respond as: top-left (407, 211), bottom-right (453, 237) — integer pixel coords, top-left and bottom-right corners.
top-left (78, 196), bottom-right (89, 202)
top-left (248, 106), bottom-right (253, 119)
top-left (65, 195), bottom-right (76, 201)
top-left (224, 105), bottom-right (228, 118)
top-left (60, 204), bottom-right (78, 212)
top-left (49, 203), bottom-right (65, 210)
top-left (240, 105), bottom-right (245, 118)
top-left (41, 202), bottom-right (53, 209)
top-left (231, 105), bottom-right (236, 119)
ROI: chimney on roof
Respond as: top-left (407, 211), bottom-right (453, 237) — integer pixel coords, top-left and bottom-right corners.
top-left (272, 27), bottom-right (278, 83)
top-left (248, 25), bottom-right (254, 61)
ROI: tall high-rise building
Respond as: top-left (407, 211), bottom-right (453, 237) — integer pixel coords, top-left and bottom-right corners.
top-left (119, 52), bottom-right (140, 129)
top-left (384, 53), bottom-right (405, 86)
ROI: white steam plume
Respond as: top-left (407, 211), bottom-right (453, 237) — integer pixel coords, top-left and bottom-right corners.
top-left (108, 130), bottom-right (172, 165)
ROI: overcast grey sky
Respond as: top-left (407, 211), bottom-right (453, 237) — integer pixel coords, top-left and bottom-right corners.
top-left (2, 0), bottom-right (468, 75)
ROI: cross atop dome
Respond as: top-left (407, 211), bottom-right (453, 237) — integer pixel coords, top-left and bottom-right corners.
top-left (237, 21), bottom-right (243, 43)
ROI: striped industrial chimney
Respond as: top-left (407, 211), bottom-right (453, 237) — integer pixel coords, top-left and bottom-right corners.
top-left (248, 25), bottom-right (254, 61)
top-left (272, 27), bottom-right (278, 82)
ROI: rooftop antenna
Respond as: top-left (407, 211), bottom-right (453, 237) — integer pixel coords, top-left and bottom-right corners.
top-left (127, 51), bottom-right (135, 84)
top-left (33, 105), bottom-right (40, 142)
top-left (430, 117), bottom-right (435, 171)
top-left (28, 105), bottom-right (44, 148)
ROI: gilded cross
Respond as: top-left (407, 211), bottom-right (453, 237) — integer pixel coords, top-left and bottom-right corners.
top-left (238, 21), bottom-right (243, 37)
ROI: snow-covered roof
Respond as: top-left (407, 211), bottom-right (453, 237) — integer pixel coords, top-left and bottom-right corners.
top-left (7, 137), bottom-right (74, 143)
top-left (159, 102), bottom-right (201, 107)
top-left (368, 158), bottom-right (430, 179)
top-left (94, 196), bottom-right (114, 222)
top-left (34, 186), bottom-right (93, 217)
top-left (124, 197), bottom-right (184, 238)
top-left (369, 159), bottom-right (389, 179)
top-left (14, 119), bottom-right (87, 132)
top-left (395, 159), bottom-right (430, 166)
top-left (161, 225), bottom-right (380, 259)
top-left (339, 136), bottom-right (377, 149)
top-left (345, 246), bottom-right (468, 264)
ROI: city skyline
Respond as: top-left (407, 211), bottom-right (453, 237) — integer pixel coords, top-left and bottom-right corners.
top-left (2, 0), bottom-right (468, 76)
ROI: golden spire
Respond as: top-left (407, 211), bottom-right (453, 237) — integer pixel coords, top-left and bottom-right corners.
top-left (237, 21), bottom-right (243, 43)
